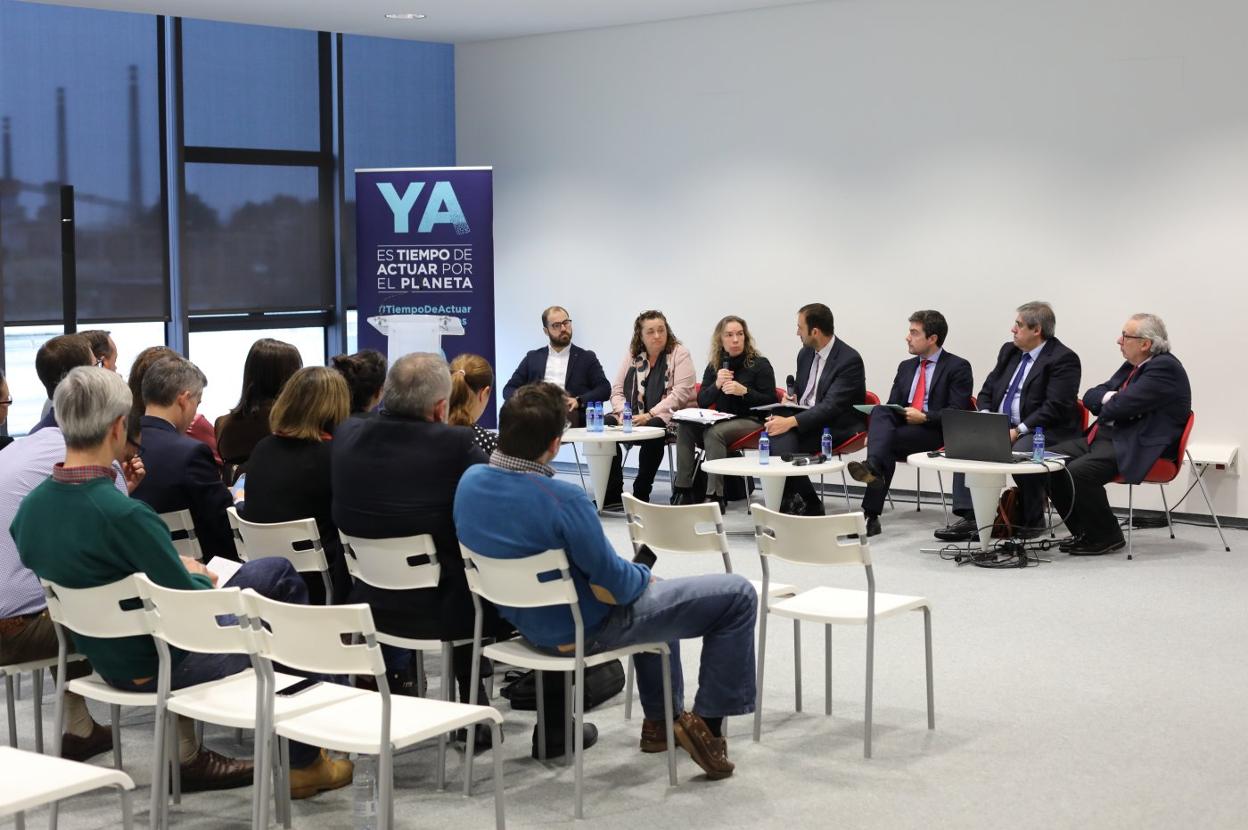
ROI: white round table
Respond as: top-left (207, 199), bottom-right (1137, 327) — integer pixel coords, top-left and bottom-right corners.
top-left (906, 453), bottom-right (1062, 551)
top-left (561, 426), bottom-right (667, 513)
top-left (700, 455), bottom-right (846, 512)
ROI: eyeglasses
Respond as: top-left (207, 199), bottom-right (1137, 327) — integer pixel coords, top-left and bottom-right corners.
top-left (1120, 332), bottom-right (1147, 341)
top-left (548, 320), bottom-right (573, 330)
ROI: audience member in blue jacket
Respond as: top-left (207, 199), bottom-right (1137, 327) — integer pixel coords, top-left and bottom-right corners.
top-left (454, 381), bottom-right (757, 780)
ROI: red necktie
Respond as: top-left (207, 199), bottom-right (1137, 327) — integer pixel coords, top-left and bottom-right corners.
top-left (910, 359), bottom-right (930, 410)
top-left (1087, 365), bottom-right (1140, 444)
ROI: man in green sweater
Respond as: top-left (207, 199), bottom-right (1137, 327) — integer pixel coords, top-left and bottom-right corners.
top-left (11, 366), bottom-right (352, 798)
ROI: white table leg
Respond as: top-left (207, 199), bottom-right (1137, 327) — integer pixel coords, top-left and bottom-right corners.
top-left (583, 443), bottom-right (617, 513)
top-left (965, 471), bottom-right (1007, 552)
top-left (760, 476), bottom-right (786, 511)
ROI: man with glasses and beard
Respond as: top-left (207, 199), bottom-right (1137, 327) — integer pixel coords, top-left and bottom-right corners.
top-left (502, 306), bottom-right (611, 427)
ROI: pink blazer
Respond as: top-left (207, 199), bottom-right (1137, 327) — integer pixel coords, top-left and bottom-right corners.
top-left (609, 344), bottom-right (696, 425)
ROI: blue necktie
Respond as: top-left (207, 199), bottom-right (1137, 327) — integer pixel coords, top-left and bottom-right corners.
top-left (1000, 353), bottom-right (1032, 425)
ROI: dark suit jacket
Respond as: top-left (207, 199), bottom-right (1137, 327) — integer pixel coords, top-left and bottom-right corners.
top-left (885, 350), bottom-right (975, 429)
top-left (502, 343), bottom-right (611, 405)
top-left (977, 337), bottom-right (1082, 442)
top-left (331, 412), bottom-right (488, 639)
top-left (791, 339), bottom-right (867, 444)
top-left (1083, 352), bottom-right (1190, 484)
top-left (132, 416), bottom-right (238, 561)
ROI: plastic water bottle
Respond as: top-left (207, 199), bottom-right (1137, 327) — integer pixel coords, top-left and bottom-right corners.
top-left (586, 401), bottom-right (597, 432)
top-left (821, 427), bottom-right (832, 458)
top-left (1031, 426), bottom-right (1046, 462)
top-left (622, 402), bottom-right (633, 433)
top-left (352, 755), bottom-right (377, 830)
top-left (758, 431), bottom-right (770, 465)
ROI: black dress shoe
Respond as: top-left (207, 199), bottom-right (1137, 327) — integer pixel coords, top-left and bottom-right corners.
top-left (531, 722), bottom-right (598, 759)
top-left (779, 494), bottom-right (802, 515)
top-left (60, 722), bottom-right (113, 762)
top-left (933, 516), bottom-right (977, 542)
top-left (1066, 538), bottom-right (1126, 556)
top-left (670, 488), bottom-right (692, 506)
top-left (456, 723), bottom-right (499, 754)
top-left (1057, 534), bottom-right (1086, 552)
top-left (866, 515), bottom-right (882, 537)
top-left (847, 461), bottom-right (884, 489)
top-left (707, 495), bottom-right (728, 514)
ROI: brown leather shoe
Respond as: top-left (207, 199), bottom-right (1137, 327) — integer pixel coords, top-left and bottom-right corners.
top-left (673, 712), bottom-right (734, 780)
top-left (60, 722), bottom-right (112, 762)
top-left (290, 749), bottom-right (354, 800)
top-left (179, 747), bottom-right (254, 792)
top-left (639, 718), bottom-right (669, 753)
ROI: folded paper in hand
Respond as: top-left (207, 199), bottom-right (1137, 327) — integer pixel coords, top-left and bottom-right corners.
top-left (673, 408), bottom-right (735, 425)
top-left (205, 556), bottom-right (243, 585)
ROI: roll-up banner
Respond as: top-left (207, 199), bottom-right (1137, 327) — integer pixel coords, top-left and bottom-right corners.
top-left (355, 166), bottom-right (496, 426)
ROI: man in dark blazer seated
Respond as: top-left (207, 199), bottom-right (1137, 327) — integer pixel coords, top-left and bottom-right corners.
top-left (937, 301), bottom-right (1082, 541)
top-left (764, 303), bottom-right (866, 516)
top-left (1045, 313), bottom-right (1190, 556)
top-left (502, 305), bottom-right (610, 427)
top-left (132, 356), bottom-right (239, 561)
top-left (848, 310), bottom-right (974, 536)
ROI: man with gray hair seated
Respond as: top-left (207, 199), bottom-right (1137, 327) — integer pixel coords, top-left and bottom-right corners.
top-left (131, 355), bottom-right (239, 561)
top-left (1044, 313), bottom-right (1190, 555)
top-left (11, 367), bottom-right (353, 795)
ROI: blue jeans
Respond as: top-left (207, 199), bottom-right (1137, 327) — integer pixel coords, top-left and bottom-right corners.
top-left (108, 558), bottom-right (319, 767)
top-left (588, 574), bottom-right (757, 721)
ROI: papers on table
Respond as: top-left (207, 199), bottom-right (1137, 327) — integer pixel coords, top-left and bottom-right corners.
top-left (672, 408), bottom-right (735, 425)
top-left (853, 403), bottom-right (904, 415)
top-left (204, 556), bottom-right (243, 585)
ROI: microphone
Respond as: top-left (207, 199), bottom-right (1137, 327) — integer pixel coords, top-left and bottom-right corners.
top-left (785, 374), bottom-right (796, 399)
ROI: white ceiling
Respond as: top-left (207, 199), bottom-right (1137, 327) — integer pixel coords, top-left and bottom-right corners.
top-left (28, 0), bottom-right (820, 43)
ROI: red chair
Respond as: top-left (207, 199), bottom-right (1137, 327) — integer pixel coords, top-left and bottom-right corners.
top-left (1112, 411), bottom-right (1229, 561)
top-left (718, 389), bottom-right (786, 502)
top-left (826, 391), bottom-right (879, 511)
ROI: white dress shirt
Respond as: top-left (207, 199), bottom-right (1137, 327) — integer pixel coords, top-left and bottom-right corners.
top-left (799, 337), bottom-right (836, 407)
top-left (544, 344), bottom-right (571, 389)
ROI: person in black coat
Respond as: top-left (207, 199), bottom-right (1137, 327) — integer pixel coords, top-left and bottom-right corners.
top-left (331, 353), bottom-right (504, 706)
top-left (131, 356), bottom-right (239, 561)
top-left (671, 315), bottom-right (776, 507)
top-left (940, 302), bottom-right (1082, 540)
top-left (243, 367), bottom-right (352, 604)
top-left (501, 305), bottom-right (610, 427)
top-left (1045, 314), bottom-right (1191, 555)
top-left (765, 303), bottom-right (867, 515)
top-left (848, 310), bottom-right (974, 536)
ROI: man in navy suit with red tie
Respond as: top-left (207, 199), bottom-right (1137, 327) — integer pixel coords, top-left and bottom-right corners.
top-left (937, 301), bottom-right (1082, 541)
top-left (502, 305), bottom-right (610, 427)
top-left (848, 310), bottom-right (974, 536)
top-left (1045, 314), bottom-right (1190, 555)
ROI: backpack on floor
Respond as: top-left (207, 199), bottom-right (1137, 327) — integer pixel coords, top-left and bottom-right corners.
top-left (499, 660), bottom-right (626, 712)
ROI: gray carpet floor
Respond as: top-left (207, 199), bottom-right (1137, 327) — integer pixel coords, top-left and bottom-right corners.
top-left (7, 481), bottom-right (1246, 829)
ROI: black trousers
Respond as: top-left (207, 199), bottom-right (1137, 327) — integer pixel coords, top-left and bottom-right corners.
top-left (861, 409), bottom-right (943, 517)
top-left (1046, 430), bottom-right (1124, 544)
top-left (768, 428), bottom-right (821, 502)
top-left (603, 439), bottom-right (667, 503)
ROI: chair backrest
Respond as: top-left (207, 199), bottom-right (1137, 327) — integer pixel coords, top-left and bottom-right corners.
top-left (1075, 399), bottom-right (1090, 431)
top-left (226, 506), bottom-right (329, 575)
top-left (774, 387), bottom-right (785, 403)
top-left (751, 505), bottom-right (872, 567)
top-left (460, 544), bottom-right (579, 609)
top-left (159, 509), bottom-right (202, 561)
top-left (242, 591), bottom-right (384, 678)
top-left (41, 576), bottom-right (148, 639)
top-left (864, 390), bottom-right (881, 406)
top-left (622, 495), bottom-right (727, 558)
top-left (340, 532), bottom-right (440, 591)
top-left (132, 573), bottom-right (253, 657)
top-left (1174, 411), bottom-right (1196, 463)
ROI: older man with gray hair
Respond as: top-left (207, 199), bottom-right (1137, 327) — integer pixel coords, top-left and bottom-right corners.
top-left (11, 367), bottom-right (353, 795)
top-left (1043, 313), bottom-right (1190, 555)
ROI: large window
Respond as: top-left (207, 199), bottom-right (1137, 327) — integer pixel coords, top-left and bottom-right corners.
top-left (189, 326), bottom-right (326, 423)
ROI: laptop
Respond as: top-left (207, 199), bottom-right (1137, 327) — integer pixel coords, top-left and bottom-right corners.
top-left (941, 409), bottom-right (1017, 463)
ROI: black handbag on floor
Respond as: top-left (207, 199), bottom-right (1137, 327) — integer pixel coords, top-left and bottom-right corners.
top-left (499, 660), bottom-right (626, 712)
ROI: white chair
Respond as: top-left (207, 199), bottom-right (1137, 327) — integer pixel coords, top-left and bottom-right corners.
top-left (40, 576), bottom-right (167, 829)
top-left (227, 507), bottom-right (333, 603)
top-left (242, 592), bottom-right (506, 830)
top-left (133, 574), bottom-right (365, 830)
top-left (750, 506), bottom-right (934, 758)
top-left (619, 494), bottom-right (796, 719)
top-left (3, 652), bottom-right (84, 754)
top-left (0, 745), bottom-right (135, 830)
top-left (461, 544), bottom-right (677, 820)
top-left (158, 509), bottom-right (203, 561)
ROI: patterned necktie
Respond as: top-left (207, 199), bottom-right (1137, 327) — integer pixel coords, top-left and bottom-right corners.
top-left (1000, 353), bottom-right (1032, 425)
top-left (910, 359), bottom-right (930, 410)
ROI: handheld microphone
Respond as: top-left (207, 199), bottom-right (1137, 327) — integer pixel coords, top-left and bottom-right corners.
top-left (785, 374), bottom-right (796, 399)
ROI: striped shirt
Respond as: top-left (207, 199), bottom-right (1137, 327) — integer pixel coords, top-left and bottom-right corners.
top-left (0, 428), bottom-right (126, 618)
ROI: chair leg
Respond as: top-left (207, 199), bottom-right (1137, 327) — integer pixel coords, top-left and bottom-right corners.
top-left (281, 737), bottom-right (293, 829)
top-left (32, 670), bottom-right (44, 754)
top-left (624, 657), bottom-right (635, 720)
top-left (840, 469), bottom-right (852, 511)
top-left (150, 705), bottom-right (168, 830)
top-left (864, 616), bottom-right (875, 759)
top-left (1158, 485), bottom-right (1175, 539)
top-left (415, 651), bottom-right (426, 698)
top-left (660, 650), bottom-right (677, 787)
top-left (4, 675), bottom-right (15, 749)
top-left (194, 720), bottom-right (203, 746)
top-left (923, 607), bottom-right (935, 730)
top-left (753, 608), bottom-right (768, 742)
top-left (534, 670), bottom-right (547, 761)
top-left (1127, 483), bottom-right (1135, 561)
top-left (438, 646), bottom-right (449, 792)
top-left (1188, 451), bottom-right (1231, 552)
top-left (793, 619), bottom-right (802, 713)
top-left (936, 471), bottom-right (949, 524)
top-left (49, 667), bottom-right (66, 830)
top-left (169, 714), bottom-right (182, 807)
top-left (490, 721), bottom-right (506, 830)
top-left (572, 666), bottom-right (584, 820)
top-left (563, 673), bottom-right (573, 767)
top-left (110, 703), bottom-right (123, 769)
top-left (824, 625), bottom-right (832, 717)
top-left (379, 744), bottom-right (395, 830)
top-left (914, 469), bottom-right (922, 512)
top-left (571, 443), bottom-right (589, 497)
top-left (119, 784), bottom-right (135, 830)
